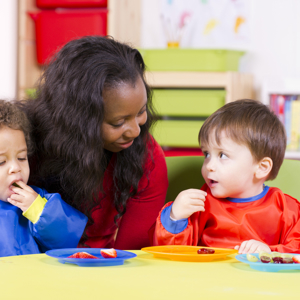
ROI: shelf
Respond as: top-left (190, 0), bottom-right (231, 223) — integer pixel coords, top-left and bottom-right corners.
top-left (145, 71), bottom-right (253, 103)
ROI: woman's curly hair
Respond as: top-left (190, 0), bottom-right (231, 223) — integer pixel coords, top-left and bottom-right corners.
top-left (20, 36), bottom-right (156, 226)
top-left (0, 99), bottom-right (33, 155)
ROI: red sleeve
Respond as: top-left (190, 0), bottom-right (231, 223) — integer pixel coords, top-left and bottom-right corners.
top-left (114, 138), bottom-right (168, 250)
top-left (270, 193), bottom-right (300, 253)
top-left (152, 202), bottom-right (201, 246)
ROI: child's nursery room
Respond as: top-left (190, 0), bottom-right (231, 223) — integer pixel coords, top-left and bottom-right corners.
top-left (1, 1), bottom-right (300, 300)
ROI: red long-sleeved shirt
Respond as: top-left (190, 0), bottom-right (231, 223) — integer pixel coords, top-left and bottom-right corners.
top-left (84, 138), bottom-right (168, 250)
top-left (153, 184), bottom-right (300, 253)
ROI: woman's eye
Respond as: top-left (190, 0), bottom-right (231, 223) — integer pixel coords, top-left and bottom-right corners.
top-left (138, 108), bottom-right (146, 116)
top-left (111, 122), bottom-right (123, 128)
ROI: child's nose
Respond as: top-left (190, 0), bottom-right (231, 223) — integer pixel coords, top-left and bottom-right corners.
top-left (206, 158), bottom-right (216, 171)
top-left (9, 161), bottom-right (21, 174)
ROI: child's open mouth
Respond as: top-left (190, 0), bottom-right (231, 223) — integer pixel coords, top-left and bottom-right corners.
top-left (209, 179), bottom-right (218, 187)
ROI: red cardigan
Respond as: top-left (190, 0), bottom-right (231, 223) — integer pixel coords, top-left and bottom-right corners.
top-left (83, 138), bottom-right (168, 250)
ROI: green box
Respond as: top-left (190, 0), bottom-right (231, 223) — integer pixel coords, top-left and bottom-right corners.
top-left (151, 120), bottom-right (204, 148)
top-left (152, 89), bottom-right (225, 117)
top-left (140, 49), bottom-right (244, 72)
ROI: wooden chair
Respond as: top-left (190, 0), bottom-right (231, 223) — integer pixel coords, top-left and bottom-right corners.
top-left (165, 156), bottom-right (300, 203)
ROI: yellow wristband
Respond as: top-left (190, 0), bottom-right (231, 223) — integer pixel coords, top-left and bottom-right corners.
top-left (23, 195), bottom-right (47, 224)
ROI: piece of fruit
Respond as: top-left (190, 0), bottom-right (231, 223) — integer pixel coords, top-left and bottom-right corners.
top-left (246, 253), bottom-right (258, 262)
top-left (282, 257), bottom-right (294, 264)
top-left (292, 255), bottom-right (300, 264)
top-left (12, 182), bottom-right (22, 189)
top-left (259, 251), bottom-right (270, 259)
top-left (271, 252), bottom-right (282, 258)
top-left (260, 255), bottom-right (272, 263)
top-left (273, 256), bottom-right (284, 264)
top-left (67, 252), bottom-right (98, 259)
top-left (101, 248), bottom-right (117, 258)
top-left (197, 248), bottom-right (215, 254)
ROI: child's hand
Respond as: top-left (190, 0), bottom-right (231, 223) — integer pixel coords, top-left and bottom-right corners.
top-left (170, 189), bottom-right (207, 220)
top-left (234, 239), bottom-right (271, 254)
top-left (7, 181), bottom-right (38, 212)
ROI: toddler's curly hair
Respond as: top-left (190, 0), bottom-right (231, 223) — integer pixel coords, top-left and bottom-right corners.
top-left (0, 100), bottom-right (33, 155)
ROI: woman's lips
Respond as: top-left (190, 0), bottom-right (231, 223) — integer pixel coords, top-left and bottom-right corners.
top-left (117, 140), bottom-right (134, 149)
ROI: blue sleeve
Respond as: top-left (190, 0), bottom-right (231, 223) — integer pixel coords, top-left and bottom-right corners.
top-left (29, 186), bottom-right (88, 252)
top-left (160, 203), bottom-right (188, 234)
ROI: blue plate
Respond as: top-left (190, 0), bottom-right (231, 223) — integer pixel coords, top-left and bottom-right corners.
top-left (235, 253), bottom-right (300, 272)
top-left (45, 248), bottom-right (137, 267)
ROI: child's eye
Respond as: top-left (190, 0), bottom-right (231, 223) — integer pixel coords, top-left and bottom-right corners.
top-left (18, 157), bottom-right (27, 161)
top-left (203, 152), bottom-right (210, 158)
top-left (220, 153), bottom-right (228, 159)
top-left (0, 161), bottom-right (5, 166)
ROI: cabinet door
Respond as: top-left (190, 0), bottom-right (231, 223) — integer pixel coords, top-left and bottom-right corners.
top-left (151, 89), bottom-right (225, 147)
top-left (152, 89), bottom-right (226, 117)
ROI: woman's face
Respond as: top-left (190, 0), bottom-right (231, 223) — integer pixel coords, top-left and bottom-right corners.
top-left (101, 76), bottom-right (148, 152)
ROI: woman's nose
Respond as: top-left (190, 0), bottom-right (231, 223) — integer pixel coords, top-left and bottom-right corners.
top-left (124, 118), bottom-right (141, 139)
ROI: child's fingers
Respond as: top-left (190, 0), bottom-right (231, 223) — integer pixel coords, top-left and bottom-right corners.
top-left (238, 241), bottom-right (249, 253)
top-left (247, 243), bottom-right (259, 254)
top-left (9, 193), bottom-right (24, 202)
top-left (7, 198), bottom-right (21, 205)
top-left (12, 181), bottom-right (32, 192)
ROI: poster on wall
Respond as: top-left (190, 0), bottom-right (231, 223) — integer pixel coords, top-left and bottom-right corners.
top-left (141, 0), bottom-right (250, 49)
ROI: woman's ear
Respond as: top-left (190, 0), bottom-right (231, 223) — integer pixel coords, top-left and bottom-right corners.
top-left (255, 157), bottom-right (273, 180)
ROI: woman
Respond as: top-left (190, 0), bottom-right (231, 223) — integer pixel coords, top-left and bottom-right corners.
top-left (22, 36), bottom-right (168, 250)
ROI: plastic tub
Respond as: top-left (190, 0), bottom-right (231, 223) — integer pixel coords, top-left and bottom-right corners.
top-left (36, 0), bottom-right (107, 8)
top-left (29, 9), bottom-right (107, 64)
top-left (139, 49), bottom-right (245, 72)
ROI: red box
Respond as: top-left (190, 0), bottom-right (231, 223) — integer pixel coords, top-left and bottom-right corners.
top-left (29, 9), bottom-right (107, 64)
top-left (36, 0), bottom-right (107, 8)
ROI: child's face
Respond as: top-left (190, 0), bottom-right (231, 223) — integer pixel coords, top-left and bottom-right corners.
top-left (101, 76), bottom-right (148, 152)
top-left (0, 127), bottom-right (29, 201)
top-left (201, 131), bottom-right (262, 199)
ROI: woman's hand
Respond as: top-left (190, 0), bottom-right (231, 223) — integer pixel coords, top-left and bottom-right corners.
top-left (234, 239), bottom-right (271, 254)
top-left (170, 189), bottom-right (207, 221)
top-left (7, 181), bottom-right (38, 212)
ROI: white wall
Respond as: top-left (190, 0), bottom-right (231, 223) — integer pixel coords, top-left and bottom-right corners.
top-left (141, 0), bottom-right (300, 103)
top-left (0, 0), bottom-right (17, 100)
top-left (1, 0), bottom-right (300, 102)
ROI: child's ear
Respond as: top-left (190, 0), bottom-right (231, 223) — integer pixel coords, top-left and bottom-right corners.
top-left (255, 157), bottom-right (273, 180)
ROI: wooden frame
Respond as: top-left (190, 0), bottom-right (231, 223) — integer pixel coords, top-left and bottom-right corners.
top-left (145, 71), bottom-right (253, 103)
top-left (17, 0), bottom-right (141, 100)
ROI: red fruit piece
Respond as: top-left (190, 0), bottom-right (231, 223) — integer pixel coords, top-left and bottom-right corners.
top-left (101, 248), bottom-right (117, 258)
top-left (197, 248), bottom-right (215, 254)
top-left (260, 255), bottom-right (271, 263)
top-left (67, 252), bottom-right (98, 259)
top-left (292, 255), bottom-right (300, 264)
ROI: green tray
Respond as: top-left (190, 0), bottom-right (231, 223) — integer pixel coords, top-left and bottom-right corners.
top-left (140, 49), bottom-right (244, 72)
top-left (152, 89), bottom-right (225, 117)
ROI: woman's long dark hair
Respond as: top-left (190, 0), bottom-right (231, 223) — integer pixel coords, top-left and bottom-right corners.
top-left (21, 36), bottom-right (156, 224)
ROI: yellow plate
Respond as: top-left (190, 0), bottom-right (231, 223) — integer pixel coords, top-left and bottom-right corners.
top-left (141, 245), bottom-right (238, 262)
